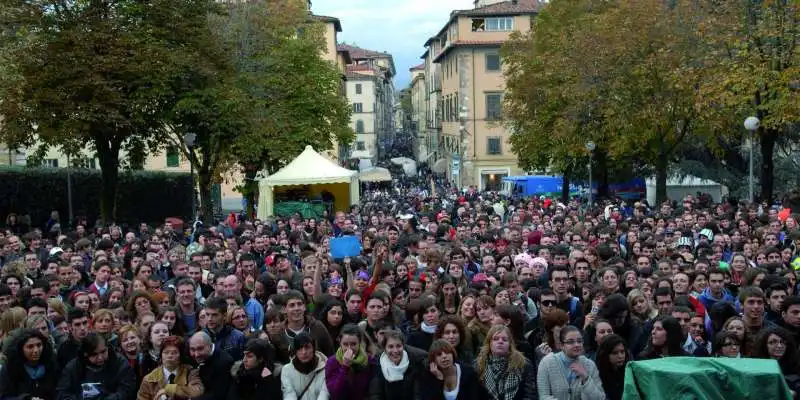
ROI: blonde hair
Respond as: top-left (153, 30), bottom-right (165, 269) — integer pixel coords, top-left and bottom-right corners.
top-left (0, 307), bottom-right (27, 337)
top-left (47, 298), bottom-right (67, 319)
top-left (476, 325), bottom-right (526, 379)
top-left (226, 305), bottom-right (249, 326)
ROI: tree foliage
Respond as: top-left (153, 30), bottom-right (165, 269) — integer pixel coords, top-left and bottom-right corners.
top-left (226, 0), bottom-right (354, 214)
top-left (503, 0), bottom-right (800, 203)
top-left (0, 0), bottom-right (222, 222)
top-left (696, 0), bottom-right (800, 203)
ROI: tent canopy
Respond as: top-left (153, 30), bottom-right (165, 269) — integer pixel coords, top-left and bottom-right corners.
top-left (264, 145), bottom-right (357, 185)
top-left (257, 146), bottom-right (360, 219)
top-left (359, 167), bottom-right (392, 182)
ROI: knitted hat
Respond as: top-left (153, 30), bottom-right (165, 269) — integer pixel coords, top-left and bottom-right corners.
top-left (699, 229), bottom-right (714, 241)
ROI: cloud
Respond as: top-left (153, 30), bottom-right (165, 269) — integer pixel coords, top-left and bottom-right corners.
top-left (311, 0), bottom-right (474, 88)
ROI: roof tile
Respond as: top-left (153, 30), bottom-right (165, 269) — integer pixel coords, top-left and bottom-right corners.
top-left (456, 0), bottom-right (544, 17)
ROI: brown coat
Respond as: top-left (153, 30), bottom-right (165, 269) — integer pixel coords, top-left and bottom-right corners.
top-left (137, 364), bottom-right (204, 400)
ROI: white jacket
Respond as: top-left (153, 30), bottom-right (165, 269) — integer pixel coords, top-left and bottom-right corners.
top-left (281, 351), bottom-right (329, 400)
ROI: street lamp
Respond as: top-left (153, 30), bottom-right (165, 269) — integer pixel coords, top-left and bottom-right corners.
top-left (744, 116), bottom-right (759, 203)
top-left (586, 141), bottom-right (596, 207)
top-left (184, 132), bottom-right (197, 223)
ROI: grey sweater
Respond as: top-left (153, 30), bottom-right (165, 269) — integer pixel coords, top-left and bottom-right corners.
top-left (536, 352), bottom-right (606, 400)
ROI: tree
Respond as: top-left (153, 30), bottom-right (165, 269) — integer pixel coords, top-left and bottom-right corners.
top-left (224, 0), bottom-right (354, 215)
top-left (0, 0), bottom-right (222, 223)
top-left (504, 0), bottom-right (718, 203)
top-left (503, 0), bottom-right (610, 200)
top-left (697, 0), bottom-right (800, 203)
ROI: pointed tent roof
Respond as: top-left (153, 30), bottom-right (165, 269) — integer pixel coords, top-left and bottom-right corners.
top-left (262, 146), bottom-right (357, 186)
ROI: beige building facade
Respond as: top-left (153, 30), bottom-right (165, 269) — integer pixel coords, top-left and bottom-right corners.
top-left (337, 44), bottom-right (396, 163)
top-left (426, 0), bottom-right (541, 190)
top-left (408, 65), bottom-right (428, 161)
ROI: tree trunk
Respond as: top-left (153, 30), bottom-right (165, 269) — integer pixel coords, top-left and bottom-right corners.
top-left (561, 169), bottom-right (570, 203)
top-left (596, 149), bottom-right (610, 198)
top-left (760, 129), bottom-right (776, 204)
top-left (95, 136), bottom-right (121, 225)
top-left (197, 168), bottom-right (213, 225)
top-left (243, 166), bottom-right (258, 219)
top-left (655, 147), bottom-right (668, 204)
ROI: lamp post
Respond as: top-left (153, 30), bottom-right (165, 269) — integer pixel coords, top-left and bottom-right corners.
top-left (586, 141), bottom-right (596, 207)
top-left (184, 132), bottom-right (197, 223)
top-left (744, 116), bottom-right (759, 203)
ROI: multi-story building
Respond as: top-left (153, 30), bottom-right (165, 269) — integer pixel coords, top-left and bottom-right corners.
top-left (408, 64), bottom-right (428, 161)
top-left (422, 39), bottom-right (442, 165)
top-left (428, 0), bottom-right (541, 190)
top-left (337, 44), bottom-right (395, 164)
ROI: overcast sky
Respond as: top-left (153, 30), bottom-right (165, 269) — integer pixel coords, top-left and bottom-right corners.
top-left (311, 0), bottom-right (475, 89)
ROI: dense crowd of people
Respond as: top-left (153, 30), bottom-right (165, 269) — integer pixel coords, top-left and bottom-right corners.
top-left (0, 186), bottom-right (799, 400)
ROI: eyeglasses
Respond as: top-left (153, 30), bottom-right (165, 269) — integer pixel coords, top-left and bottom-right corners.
top-left (541, 300), bottom-right (556, 307)
top-left (563, 339), bottom-right (583, 345)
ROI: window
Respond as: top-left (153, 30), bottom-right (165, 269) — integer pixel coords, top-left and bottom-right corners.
top-left (355, 84), bottom-right (362, 94)
top-left (166, 148), bottom-right (180, 167)
top-left (486, 93), bottom-right (503, 120)
top-left (355, 120), bottom-right (364, 134)
top-left (356, 141), bottom-right (366, 151)
top-left (487, 137), bottom-right (502, 155)
top-left (486, 54), bottom-right (501, 71)
top-left (472, 18), bottom-right (486, 32)
top-left (486, 17), bottom-right (513, 32)
top-left (352, 103), bottom-right (363, 113)
top-left (43, 158), bottom-right (58, 168)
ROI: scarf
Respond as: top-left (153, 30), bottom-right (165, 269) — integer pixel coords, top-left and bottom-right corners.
top-left (421, 321), bottom-right (437, 334)
top-left (24, 364), bottom-right (45, 380)
top-left (558, 352), bottom-right (578, 383)
top-left (379, 351), bottom-right (409, 382)
top-left (336, 347), bottom-right (368, 372)
top-left (484, 356), bottom-right (521, 400)
top-left (148, 348), bottom-right (161, 363)
top-left (293, 354), bottom-right (318, 375)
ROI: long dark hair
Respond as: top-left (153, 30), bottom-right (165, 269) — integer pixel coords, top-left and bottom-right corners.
top-left (596, 334), bottom-right (629, 391)
top-left (752, 326), bottom-right (800, 375)
top-left (4, 329), bottom-right (57, 380)
top-left (640, 316), bottom-right (684, 359)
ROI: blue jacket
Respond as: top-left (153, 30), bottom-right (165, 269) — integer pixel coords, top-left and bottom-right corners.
top-left (205, 326), bottom-right (246, 361)
top-left (698, 287), bottom-right (740, 311)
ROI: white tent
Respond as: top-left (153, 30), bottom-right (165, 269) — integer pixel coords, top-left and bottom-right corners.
top-left (646, 175), bottom-right (728, 204)
top-left (391, 157), bottom-right (418, 177)
top-left (359, 167), bottom-right (392, 182)
top-left (257, 146), bottom-right (360, 218)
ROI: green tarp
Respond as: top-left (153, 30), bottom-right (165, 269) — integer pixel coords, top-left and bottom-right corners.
top-left (623, 357), bottom-right (792, 400)
top-left (273, 201), bottom-right (326, 219)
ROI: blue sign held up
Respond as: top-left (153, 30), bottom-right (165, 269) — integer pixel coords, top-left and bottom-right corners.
top-left (330, 236), bottom-right (362, 259)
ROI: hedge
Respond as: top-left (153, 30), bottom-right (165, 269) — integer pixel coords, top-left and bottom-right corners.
top-left (0, 167), bottom-right (193, 228)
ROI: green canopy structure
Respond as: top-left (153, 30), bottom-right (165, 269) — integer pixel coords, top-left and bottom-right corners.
top-left (623, 357), bottom-right (792, 400)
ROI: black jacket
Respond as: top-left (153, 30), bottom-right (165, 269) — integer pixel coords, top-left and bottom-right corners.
top-left (406, 329), bottom-right (434, 352)
top-left (415, 362), bottom-right (479, 400)
top-left (195, 347), bottom-right (234, 400)
top-left (55, 351), bottom-right (136, 400)
top-left (226, 361), bottom-right (282, 400)
top-left (368, 346), bottom-right (428, 400)
top-left (0, 359), bottom-right (59, 400)
top-left (56, 337), bottom-right (81, 370)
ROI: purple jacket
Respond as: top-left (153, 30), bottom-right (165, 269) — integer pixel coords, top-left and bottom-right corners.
top-left (325, 354), bottom-right (375, 400)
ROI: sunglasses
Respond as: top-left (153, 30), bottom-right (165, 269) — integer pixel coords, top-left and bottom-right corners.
top-left (541, 300), bottom-right (556, 307)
